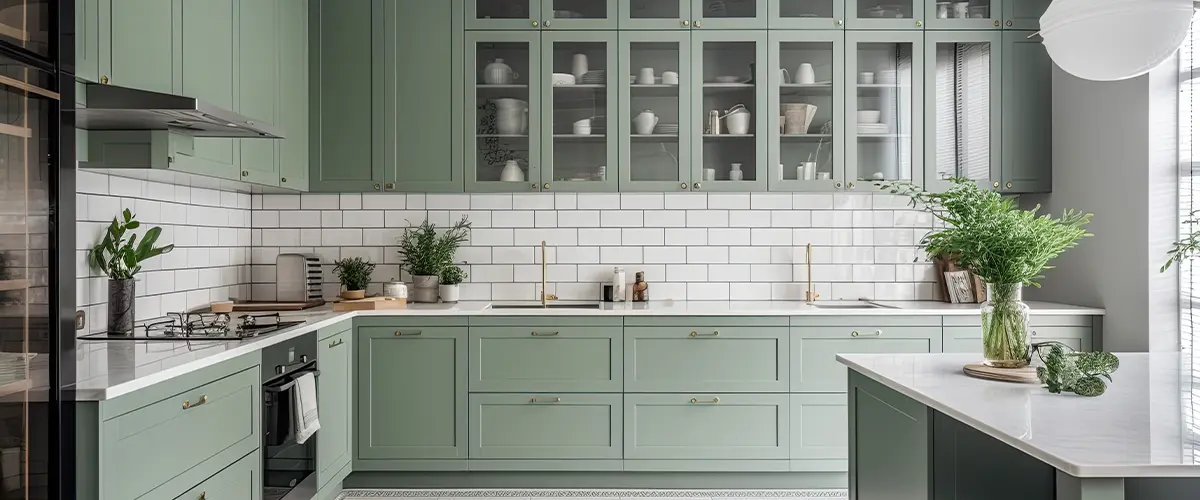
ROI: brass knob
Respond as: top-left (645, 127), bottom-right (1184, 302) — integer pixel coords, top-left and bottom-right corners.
top-left (835, 19), bottom-right (843, 26)
top-left (1006, 20), bottom-right (1013, 27)
top-left (532, 20), bottom-right (539, 27)
top-left (532, 183), bottom-right (538, 190)
top-left (847, 182), bottom-right (855, 189)
top-left (182, 395), bottom-right (208, 409)
top-left (915, 20), bottom-right (923, 27)
top-left (100, 75), bottom-right (109, 84)
top-left (692, 20), bottom-right (700, 28)
top-left (680, 182), bottom-right (688, 190)
top-left (993, 181), bottom-right (1000, 188)
top-left (543, 183), bottom-right (551, 189)
top-left (373, 183), bottom-right (381, 190)
top-left (993, 20), bottom-right (1001, 27)
top-left (835, 182), bottom-right (843, 188)
top-left (693, 182), bottom-right (701, 190)
top-left (681, 20), bottom-right (689, 27)
top-left (241, 170), bottom-right (248, 177)
top-left (1006, 182), bottom-right (1013, 189)
top-left (543, 20), bottom-right (551, 27)
top-left (851, 331), bottom-right (860, 337)
top-left (385, 182), bottom-right (395, 190)
top-left (280, 177), bottom-right (287, 183)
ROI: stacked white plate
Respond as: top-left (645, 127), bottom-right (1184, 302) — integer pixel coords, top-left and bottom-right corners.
top-left (858, 123), bottom-right (890, 134)
top-left (581, 70), bottom-right (606, 84)
top-left (654, 123), bottom-right (679, 135)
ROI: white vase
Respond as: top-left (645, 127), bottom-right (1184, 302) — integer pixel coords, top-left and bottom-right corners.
top-left (571, 53), bottom-right (589, 80)
top-left (483, 58), bottom-right (517, 85)
top-left (439, 284), bottom-right (461, 303)
top-left (795, 63), bottom-right (816, 84)
top-left (500, 160), bottom-right (525, 182)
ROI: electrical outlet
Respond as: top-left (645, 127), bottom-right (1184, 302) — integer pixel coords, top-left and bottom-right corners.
top-left (75, 310), bottom-right (86, 331)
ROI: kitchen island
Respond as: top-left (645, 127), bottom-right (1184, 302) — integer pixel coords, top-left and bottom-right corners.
top-left (840, 353), bottom-right (1200, 500)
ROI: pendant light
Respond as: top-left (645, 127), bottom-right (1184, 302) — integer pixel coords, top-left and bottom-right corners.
top-left (1039, 0), bottom-right (1194, 82)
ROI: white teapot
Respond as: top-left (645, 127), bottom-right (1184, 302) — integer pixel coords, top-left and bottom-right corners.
top-left (633, 110), bottom-right (659, 135)
top-left (483, 58), bottom-right (517, 85)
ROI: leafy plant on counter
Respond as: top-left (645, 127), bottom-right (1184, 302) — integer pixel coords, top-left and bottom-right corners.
top-left (397, 215), bottom-right (472, 277)
top-left (1033, 342), bottom-right (1119, 397)
top-left (1162, 209), bottom-right (1200, 272)
top-left (440, 265), bottom-right (467, 286)
top-left (333, 257), bottom-right (375, 291)
top-left (89, 208), bottom-right (175, 280)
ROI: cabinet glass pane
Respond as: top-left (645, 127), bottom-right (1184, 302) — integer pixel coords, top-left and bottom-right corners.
top-left (779, 41), bottom-right (835, 182)
top-left (630, 42), bottom-right (683, 183)
top-left (549, 41), bottom-right (608, 183)
top-left (702, 41), bottom-right (759, 183)
top-left (778, 0), bottom-right (836, 19)
top-left (932, 0), bottom-right (993, 20)
top-left (551, 0), bottom-right (608, 19)
top-left (698, 0), bottom-right (758, 19)
top-left (932, 41), bottom-right (991, 184)
top-left (474, 0), bottom-right (534, 20)
top-left (630, 0), bottom-right (682, 19)
top-left (854, 42), bottom-right (914, 182)
top-left (474, 41), bottom-right (534, 184)
top-left (857, 0), bottom-right (913, 19)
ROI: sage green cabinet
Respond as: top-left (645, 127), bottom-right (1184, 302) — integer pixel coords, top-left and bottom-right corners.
top-left (999, 31), bottom-right (1051, 193)
top-left (619, 31), bottom-right (693, 192)
top-left (790, 394), bottom-right (847, 469)
top-left (466, 30), bottom-right (542, 192)
top-left (924, 0), bottom-right (1001, 30)
top-left (791, 325), bottom-right (939, 392)
top-left (623, 393), bottom-right (790, 460)
top-left (278, 0), bottom-right (310, 191)
top-left (1002, 0), bottom-right (1049, 30)
top-left (356, 326), bottom-right (468, 461)
top-left (237, 0), bottom-right (279, 186)
top-left (468, 393), bottom-right (622, 459)
top-left (108, 0), bottom-right (177, 94)
top-left (624, 326), bottom-right (789, 393)
top-left (541, 31), bottom-right (619, 192)
top-left (467, 0), bottom-right (540, 30)
top-left (767, 30), bottom-right (845, 192)
top-left (844, 0), bottom-right (923, 29)
top-left (469, 326), bottom-right (622, 393)
top-left (176, 0), bottom-right (239, 181)
top-left (922, 31), bottom-right (1001, 192)
top-left (691, 30), bottom-right (769, 192)
top-left (690, 0), bottom-right (768, 29)
top-left (769, 0), bottom-right (846, 30)
top-left (620, 0), bottom-right (692, 30)
top-left (942, 325), bottom-right (1093, 354)
top-left (76, 0), bottom-right (102, 83)
top-left (541, 0), bottom-right (618, 30)
top-left (844, 30), bottom-right (923, 192)
top-left (317, 327), bottom-right (352, 488)
top-left (175, 450), bottom-right (261, 500)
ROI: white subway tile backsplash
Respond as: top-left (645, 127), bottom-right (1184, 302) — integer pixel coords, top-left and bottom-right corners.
top-left (472, 194), bottom-right (513, 210)
top-left (341, 210), bottom-right (384, 228)
top-left (687, 283), bottom-right (729, 300)
top-left (665, 228), bottom-right (708, 246)
top-left (513, 193), bottom-right (553, 209)
top-left (601, 210), bottom-right (643, 227)
top-left (516, 228), bottom-right (576, 246)
top-left (578, 193), bottom-right (621, 209)
top-left (833, 193), bottom-right (873, 210)
top-left (686, 246), bottom-right (728, 264)
top-left (645, 210), bottom-right (686, 228)
top-left (667, 264), bottom-right (708, 282)
top-left (470, 229), bottom-right (514, 246)
top-left (601, 246), bottom-right (643, 264)
top-left (558, 210), bottom-right (601, 228)
top-left (557, 246), bottom-right (600, 264)
top-left (792, 193), bottom-right (834, 210)
top-left (427, 194), bottom-right (470, 209)
top-left (492, 210), bottom-right (535, 228)
top-left (535, 211), bottom-right (558, 228)
top-left (406, 193), bottom-right (426, 209)
top-left (751, 193), bottom-right (792, 210)
top-left (644, 246), bottom-right (687, 264)
top-left (685, 210), bottom-right (728, 228)
top-left (751, 228), bottom-right (792, 246)
top-left (771, 210), bottom-right (812, 228)
top-left (751, 264), bottom-right (792, 282)
top-left (301, 194), bottom-right (340, 210)
top-left (622, 193), bottom-right (664, 209)
top-left (578, 228), bottom-right (622, 246)
top-left (262, 229), bottom-right (301, 247)
top-left (340, 193), bottom-right (362, 210)
top-left (708, 264), bottom-right (750, 282)
top-left (384, 210), bottom-right (427, 227)
top-left (664, 193), bottom-right (708, 209)
top-left (322, 229), bottom-right (363, 246)
top-left (832, 283), bottom-right (875, 300)
top-left (622, 228), bottom-right (665, 246)
top-left (279, 210), bottom-right (322, 228)
top-left (729, 210), bottom-right (771, 228)
top-left (493, 247), bottom-right (534, 264)
top-left (707, 228), bottom-right (750, 246)
top-left (708, 193), bottom-right (749, 210)
top-left (730, 246), bottom-right (771, 264)
top-left (262, 194), bottom-right (300, 210)
top-left (730, 282), bottom-right (773, 300)
top-left (472, 264), bottom-right (515, 283)
top-left (554, 193), bottom-right (577, 209)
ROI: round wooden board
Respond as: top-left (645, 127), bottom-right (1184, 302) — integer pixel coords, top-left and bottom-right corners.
top-left (963, 363), bottom-right (1041, 384)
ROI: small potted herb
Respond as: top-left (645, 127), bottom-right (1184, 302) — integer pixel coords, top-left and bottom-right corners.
top-left (439, 265), bottom-right (467, 303)
top-left (333, 257), bottom-right (375, 300)
top-left (89, 209), bottom-right (174, 335)
top-left (398, 215), bottom-right (471, 302)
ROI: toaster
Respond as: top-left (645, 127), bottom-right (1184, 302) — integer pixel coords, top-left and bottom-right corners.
top-left (276, 253), bottom-right (323, 302)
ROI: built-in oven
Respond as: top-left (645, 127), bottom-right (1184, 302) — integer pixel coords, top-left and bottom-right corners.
top-left (261, 332), bottom-right (319, 500)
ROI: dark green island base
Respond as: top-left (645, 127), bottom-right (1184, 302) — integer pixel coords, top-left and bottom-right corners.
top-left (848, 370), bottom-right (1200, 500)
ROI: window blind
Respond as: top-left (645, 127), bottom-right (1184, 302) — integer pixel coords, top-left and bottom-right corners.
top-left (1179, 11), bottom-right (1199, 464)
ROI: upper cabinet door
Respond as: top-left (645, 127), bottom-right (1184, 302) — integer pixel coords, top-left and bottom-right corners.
top-left (845, 31), bottom-right (923, 192)
top-left (238, 0), bottom-right (280, 187)
top-left (76, 0), bottom-right (101, 82)
top-left (925, 0), bottom-right (1001, 29)
top-left (1002, 0), bottom-right (1048, 29)
top-left (467, 0), bottom-right (540, 30)
top-left (768, 30), bottom-right (845, 192)
top-left (620, 0), bottom-right (692, 30)
top-left (620, 31), bottom-right (692, 192)
top-left (692, 30), bottom-right (768, 192)
top-left (278, 0), bottom-right (309, 191)
top-left (923, 31), bottom-right (1000, 192)
top-left (1000, 31), bottom-right (1051, 193)
top-left (465, 31), bottom-right (542, 193)
top-left (769, 0), bottom-right (846, 29)
top-left (540, 0), bottom-right (618, 29)
top-left (540, 31), bottom-right (619, 192)
top-left (690, 0), bottom-right (768, 29)
top-left (845, 0), bottom-right (923, 29)
top-left (178, 0), bottom-right (239, 181)
top-left (108, 0), bottom-right (177, 94)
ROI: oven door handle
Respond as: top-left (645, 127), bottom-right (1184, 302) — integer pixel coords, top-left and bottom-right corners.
top-left (263, 368), bottom-right (321, 393)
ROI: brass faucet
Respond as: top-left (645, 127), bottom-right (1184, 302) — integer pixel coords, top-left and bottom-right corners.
top-left (805, 243), bottom-right (820, 304)
top-left (541, 241), bottom-right (558, 306)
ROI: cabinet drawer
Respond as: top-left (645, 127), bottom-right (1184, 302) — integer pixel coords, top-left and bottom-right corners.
top-left (624, 327), bottom-right (789, 392)
top-left (103, 367), bottom-right (259, 500)
top-left (470, 326), bottom-right (622, 392)
top-left (791, 326), bottom-right (938, 392)
top-left (624, 394), bottom-right (790, 460)
top-left (174, 449), bottom-right (259, 500)
top-left (790, 394), bottom-right (847, 465)
top-left (943, 326), bottom-right (1092, 353)
top-left (469, 394), bottom-right (622, 460)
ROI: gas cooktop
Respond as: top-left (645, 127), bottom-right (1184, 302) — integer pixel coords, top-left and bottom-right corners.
top-left (78, 312), bottom-right (306, 341)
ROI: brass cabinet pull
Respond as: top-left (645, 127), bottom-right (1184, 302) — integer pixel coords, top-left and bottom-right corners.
top-left (529, 396), bottom-right (562, 404)
top-left (543, 183), bottom-right (551, 189)
top-left (531, 20), bottom-right (539, 27)
top-left (328, 338), bottom-right (345, 348)
top-left (373, 183), bottom-right (381, 190)
top-left (100, 75), bottom-right (109, 84)
top-left (692, 20), bottom-right (701, 28)
top-left (395, 330), bottom-right (422, 336)
top-left (993, 181), bottom-right (1000, 188)
top-left (1006, 182), bottom-right (1013, 189)
top-left (280, 177), bottom-right (287, 183)
top-left (543, 20), bottom-right (551, 27)
top-left (680, 20), bottom-right (689, 27)
top-left (847, 182), bottom-right (855, 189)
top-left (1006, 20), bottom-right (1013, 27)
top-left (993, 20), bottom-right (1001, 27)
top-left (915, 20), bottom-right (923, 27)
top-left (531, 331), bottom-right (559, 336)
top-left (690, 397), bottom-right (720, 404)
top-left (532, 183), bottom-right (539, 191)
top-left (693, 182), bottom-right (701, 190)
top-left (241, 170), bottom-right (249, 177)
top-left (680, 182), bottom-right (688, 190)
top-left (851, 330), bottom-right (882, 338)
top-left (689, 330), bottom-right (719, 337)
top-left (835, 19), bottom-right (843, 26)
top-left (182, 395), bottom-right (208, 410)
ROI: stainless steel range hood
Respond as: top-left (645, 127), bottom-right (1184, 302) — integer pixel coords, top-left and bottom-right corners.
top-left (76, 83), bottom-right (285, 138)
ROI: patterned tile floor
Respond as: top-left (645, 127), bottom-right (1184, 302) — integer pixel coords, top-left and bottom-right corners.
top-left (341, 490), bottom-right (848, 499)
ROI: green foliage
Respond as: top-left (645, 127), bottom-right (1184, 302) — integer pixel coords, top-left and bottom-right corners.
top-left (440, 265), bottom-right (467, 285)
top-left (397, 215), bottom-right (472, 277)
top-left (1162, 209), bottom-right (1200, 272)
top-left (333, 257), bottom-right (375, 291)
top-left (88, 209), bottom-right (175, 280)
top-left (878, 179), bottom-right (1092, 288)
top-left (1033, 342), bottom-right (1119, 397)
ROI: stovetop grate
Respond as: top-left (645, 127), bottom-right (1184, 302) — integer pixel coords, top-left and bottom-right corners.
top-left (78, 312), bottom-right (306, 341)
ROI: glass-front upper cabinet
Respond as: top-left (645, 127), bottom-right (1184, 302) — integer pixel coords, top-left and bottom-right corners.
top-left (621, 32), bottom-right (692, 192)
top-left (924, 32), bottom-right (999, 192)
top-left (925, 0), bottom-right (1001, 29)
top-left (768, 31), bottom-right (844, 192)
top-left (692, 31), bottom-right (768, 191)
top-left (465, 32), bottom-right (542, 192)
top-left (846, 0), bottom-right (923, 29)
top-left (845, 31), bottom-right (923, 191)
top-left (691, 0), bottom-right (768, 29)
top-left (1003, 0), bottom-right (1048, 29)
top-left (541, 32), bottom-right (619, 191)
top-left (769, 0), bottom-right (846, 29)
top-left (621, 0), bottom-right (692, 30)
top-left (541, 0), bottom-right (619, 29)
top-left (467, 0), bottom-right (541, 30)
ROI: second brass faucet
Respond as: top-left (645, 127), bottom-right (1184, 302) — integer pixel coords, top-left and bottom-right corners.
top-left (805, 243), bottom-right (820, 304)
top-left (541, 241), bottom-right (558, 306)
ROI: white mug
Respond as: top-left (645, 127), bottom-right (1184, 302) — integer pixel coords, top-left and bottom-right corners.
top-left (796, 63), bottom-right (816, 85)
top-left (858, 71), bottom-right (875, 84)
top-left (637, 67), bottom-right (656, 85)
top-left (573, 118), bottom-right (592, 135)
top-left (662, 71), bottom-right (679, 85)
top-left (952, 1), bottom-right (969, 18)
top-left (703, 168), bottom-right (716, 181)
top-left (816, 172), bottom-right (831, 180)
top-left (779, 68), bottom-right (791, 84)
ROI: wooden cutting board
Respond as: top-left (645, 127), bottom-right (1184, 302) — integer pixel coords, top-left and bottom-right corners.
top-left (331, 296), bottom-right (407, 312)
top-left (963, 363), bottom-right (1041, 384)
top-left (228, 300), bottom-right (325, 312)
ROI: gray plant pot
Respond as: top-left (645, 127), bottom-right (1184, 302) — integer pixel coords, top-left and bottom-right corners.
top-left (411, 275), bottom-right (440, 303)
top-left (107, 278), bottom-right (135, 335)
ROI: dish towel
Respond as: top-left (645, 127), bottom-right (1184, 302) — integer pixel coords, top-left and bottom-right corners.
top-left (293, 372), bottom-right (320, 445)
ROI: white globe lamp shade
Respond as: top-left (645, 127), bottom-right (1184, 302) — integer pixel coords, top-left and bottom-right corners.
top-left (1039, 0), bottom-right (1194, 82)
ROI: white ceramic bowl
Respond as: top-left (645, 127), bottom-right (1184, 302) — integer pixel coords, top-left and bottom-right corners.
top-left (551, 73), bottom-right (576, 86)
top-left (857, 110), bottom-right (882, 124)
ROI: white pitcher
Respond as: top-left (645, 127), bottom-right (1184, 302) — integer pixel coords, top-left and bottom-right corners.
top-left (492, 98), bottom-right (528, 135)
top-left (633, 110), bottom-right (659, 135)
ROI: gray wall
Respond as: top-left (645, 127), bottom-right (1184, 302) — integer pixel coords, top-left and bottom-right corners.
top-left (1024, 63), bottom-right (1179, 352)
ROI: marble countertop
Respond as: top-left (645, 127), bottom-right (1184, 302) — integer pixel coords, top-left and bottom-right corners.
top-left (838, 353), bottom-right (1200, 478)
top-left (66, 300), bottom-right (1103, 402)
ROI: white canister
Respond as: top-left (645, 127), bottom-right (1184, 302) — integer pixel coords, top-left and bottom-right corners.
top-left (383, 281), bottom-right (408, 299)
top-left (637, 67), bottom-right (656, 85)
top-left (612, 267), bottom-right (626, 302)
top-left (662, 71), bottom-right (679, 85)
top-left (571, 53), bottom-right (589, 80)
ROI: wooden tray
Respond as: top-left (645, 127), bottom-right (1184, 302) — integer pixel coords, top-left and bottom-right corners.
top-left (963, 363), bottom-right (1041, 384)
top-left (331, 296), bottom-right (407, 312)
top-left (228, 300), bottom-right (325, 312)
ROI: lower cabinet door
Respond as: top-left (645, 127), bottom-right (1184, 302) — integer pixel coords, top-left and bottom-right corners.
top-left (317, 329), bottom-right (352, 485)
top-left (624, 327), bottom-right (790, 393)
top-left (468, 394), bottom-right (622, 459)
top-left (943, 327), bottom-right (1091, 353)
top-left (175, 449), bottom-right (260, 500)
top-left (623, 394), bottom-right (790, 460)
top-left (791, 327), bottom-right (938, 392)
top-left (790, 394), bottom-right (847, 469)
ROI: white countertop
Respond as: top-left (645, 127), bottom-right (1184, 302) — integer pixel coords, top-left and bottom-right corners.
top-left (67, 300), bottom-right (1103, 402)
top-left (838, 353), bottom-right (1200, 478)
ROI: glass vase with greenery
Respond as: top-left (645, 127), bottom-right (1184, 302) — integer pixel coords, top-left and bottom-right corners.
top-left (881, 179), bottom-right (1092, 367)
top-left (333, 257), bottom-right (376, 299)
top-left (89, 209), bottom-right (174, 334)
top-left (397, 215), bottom-right (471, 302)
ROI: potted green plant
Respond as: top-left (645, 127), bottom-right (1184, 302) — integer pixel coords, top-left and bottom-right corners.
top-left (333, 257), bottom-right (375, 300)
top-left (881, 179), bottom-right (1092, 368)
top-left (397, 215), bottom-right (471, 302)
top-left (88, 209), bottom-right (174, 335)
top-left (439, 265), bottom-right (467, 303)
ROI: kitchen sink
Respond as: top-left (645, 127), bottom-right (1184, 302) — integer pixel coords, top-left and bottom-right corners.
top-left (489, 303), bottom-right (603, 310)
top-left (812, 302), bottom-right (897, 310)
